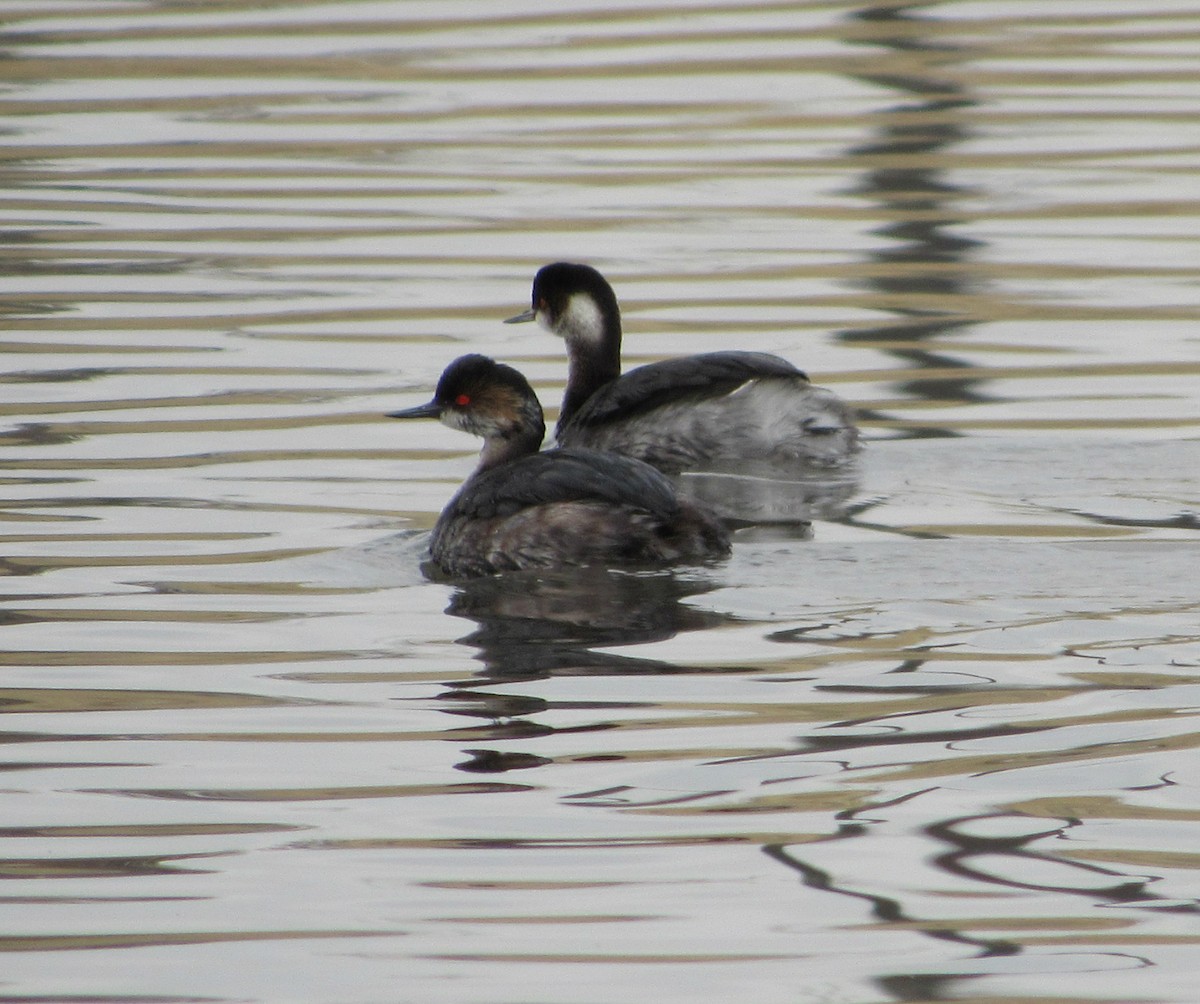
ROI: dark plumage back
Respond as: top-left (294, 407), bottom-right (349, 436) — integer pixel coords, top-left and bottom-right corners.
top-left (445, 447), bottom-right (680, 522)
top-left (431, 446), bottom-right (728, 576)
top-left (390, 353), bottom-right (730, 578)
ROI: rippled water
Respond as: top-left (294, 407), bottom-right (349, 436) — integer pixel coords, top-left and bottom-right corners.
top-left (3, 2), bottom-right (1200, 1002)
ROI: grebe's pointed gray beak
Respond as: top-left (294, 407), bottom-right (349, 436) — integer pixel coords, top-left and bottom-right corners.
top-left (386, 400), bottom-right (441, 420)
top-left (504, 307), bottom-right (536, 324)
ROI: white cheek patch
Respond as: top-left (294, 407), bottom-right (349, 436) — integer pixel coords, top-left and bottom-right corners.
top-left (441, 409), bottom-right (473, 434)
top-left (557, 293), bottom-right (606, 346)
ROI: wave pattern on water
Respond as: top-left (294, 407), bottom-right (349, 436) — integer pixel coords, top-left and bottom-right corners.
top-left (1, 2), bottom-right (1199, 1002)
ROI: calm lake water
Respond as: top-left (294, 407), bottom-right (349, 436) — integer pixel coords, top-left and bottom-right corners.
top-left (3, 2), bottom-right (1200, 1002)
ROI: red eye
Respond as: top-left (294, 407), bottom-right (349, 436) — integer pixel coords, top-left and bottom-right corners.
top-left (455, 393), bottom-right (471, 407)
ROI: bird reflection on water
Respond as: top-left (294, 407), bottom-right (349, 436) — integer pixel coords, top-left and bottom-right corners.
top-left (431, 566), bottom-right (734, 774)
top-left (443, 565), bottom-right (730, 685)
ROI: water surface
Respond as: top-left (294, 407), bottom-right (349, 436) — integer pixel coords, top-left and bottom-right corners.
top-left (2, 2), bottom-right (1199, 1002)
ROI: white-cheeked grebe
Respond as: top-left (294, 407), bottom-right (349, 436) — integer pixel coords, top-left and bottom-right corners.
top-left (506, 262), bottom-right (860, 475)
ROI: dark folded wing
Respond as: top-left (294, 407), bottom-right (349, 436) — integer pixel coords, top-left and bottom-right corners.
top-left (447, 448), bottom-right (681, 521)
top-left (567, 351), bottom-right (806, 428)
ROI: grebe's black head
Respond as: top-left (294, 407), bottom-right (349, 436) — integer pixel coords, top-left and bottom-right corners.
top-left (504, 262), bottom-right (621, 353)
top-left (388, 354), bottom-right (545, 468)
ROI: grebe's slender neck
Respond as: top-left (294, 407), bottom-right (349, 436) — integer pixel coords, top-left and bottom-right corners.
top-left (561, 351), bottom-right (619, 427)
top-left (475, 421), bottom-right (543, 474)
top-left (556, 291), bottom-right (622, 428)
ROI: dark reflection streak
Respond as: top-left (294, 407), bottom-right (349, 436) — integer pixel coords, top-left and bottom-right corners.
top-left (765, 792), bottom-right (1021, 1002)
top-left (0, 299), bottom-right (67, 319)
top-left (0, 731), bottom-right (114, 745)
top-left (1046, 506), bottom-right (1200, 531)
top-left (0, 761), bottom-right (136, 773)
top-left (837, 495), bottom-right (951, 540)
top-left (928, 812), bottom-right (1200, 913)
top-left (0, 257), bottom-right (197, 277)
top-left (837, 4), bottom-right (992, 440)
top-left (799, 721), bottom-right (1045, 755)
top-left (431, 566), bottom-right (731, 773)
top-left (443, 567), bottom-right (728, 686)
top-left (0, 368), bottom-right (115, 384)
top-left (0, 852), bottom-right (220, 879)
top-left (455, 749), bottom-right (552, 773)
top-left (875, 972), bottom-right (984, 1002)
top-left (762, 840), bottom-right (1018, 964)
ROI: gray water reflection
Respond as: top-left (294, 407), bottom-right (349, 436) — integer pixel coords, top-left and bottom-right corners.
top-left (842, 2), bottom-right (990, 425)
top-left (444, 567), bottom-right (730, 682)
top-left (2, 1), bottom-right (1200, 1002)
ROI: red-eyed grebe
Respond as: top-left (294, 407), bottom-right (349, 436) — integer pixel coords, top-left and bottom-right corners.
top-left (387, 354), bottom-right (730, 578)
top-left (505, 262), bottom-right (860, 475)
